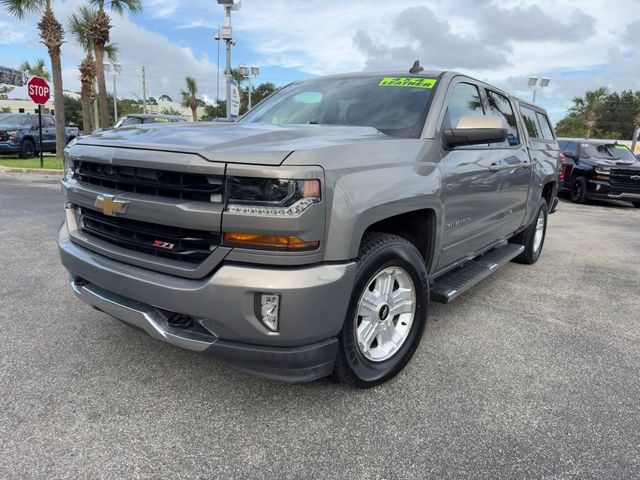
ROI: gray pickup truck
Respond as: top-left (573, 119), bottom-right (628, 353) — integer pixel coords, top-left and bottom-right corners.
top-left (59, 71), bottom-right (559, 387)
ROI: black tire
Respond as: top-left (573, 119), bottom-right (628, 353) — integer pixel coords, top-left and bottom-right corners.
top-left (513, 198), bottom-right (548, 265)
top-left (19, 139), bottom-right (36, 159)
top-left (632, 201), bottom-right (640, 208)
top-left (570, 176), bottom-right (587, 203)
top-left (333, 232), bottom-right (429, 388)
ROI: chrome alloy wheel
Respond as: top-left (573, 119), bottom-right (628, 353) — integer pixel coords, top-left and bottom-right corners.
top-left (355, 266), bottom-right (416, 362)
top-left (533, 209), bottom-right (545, 253)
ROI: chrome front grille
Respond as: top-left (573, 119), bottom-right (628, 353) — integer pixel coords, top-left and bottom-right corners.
top-left (78, 207), bottom-right (221, 264)
top-left (75, 161), bottom-right (224, 202)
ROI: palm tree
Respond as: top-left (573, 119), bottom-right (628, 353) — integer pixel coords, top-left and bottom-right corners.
top-left (88, 0), bottom-right (141, 129)
top-left (181, 76), bottom-right (199, 122)
top-left (2, 0), bottom-right (66, 158)
top-left (572, 87), bottom-right (607, 139)
top-left (21, 59), bottom-right (51, 81)
top-left (69, 6), bottom-right (118, 134)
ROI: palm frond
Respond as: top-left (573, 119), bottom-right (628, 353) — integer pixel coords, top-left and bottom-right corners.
top-left (0, 0), bottom-right (45, 20)
top-left (104, 42), bottom-right (118, 62)
top-left (68, 6), bottom-right (97, 53)
top-left (91, 0), bottom-right (141, 15)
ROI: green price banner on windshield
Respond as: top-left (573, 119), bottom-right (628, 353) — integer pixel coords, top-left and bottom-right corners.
top-left (379, 77), bottom-right (437, 89)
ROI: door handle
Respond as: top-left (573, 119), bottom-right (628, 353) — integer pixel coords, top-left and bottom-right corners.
top-left (489, 163), bottom-right (501, 172)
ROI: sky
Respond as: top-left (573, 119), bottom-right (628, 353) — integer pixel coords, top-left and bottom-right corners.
top-left (1, 0), bottom-right (639, 122)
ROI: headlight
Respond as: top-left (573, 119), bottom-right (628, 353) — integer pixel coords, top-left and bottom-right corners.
top-left (63, 157), bottom-right (76, 181)
top-left (6, 130), bottom-right (18, 142)
top-left (226, 177), bottom-right (321, 216)
top-left (595, 166), bottom-right (611, 175)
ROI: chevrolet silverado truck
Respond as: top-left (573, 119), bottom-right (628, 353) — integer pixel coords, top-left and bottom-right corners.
top-left (0, 112), bottom-right (79, 158)
top-left (59, 71), bottom-right (559, 387)
top-left (558, 138), bottom-right (640, 207)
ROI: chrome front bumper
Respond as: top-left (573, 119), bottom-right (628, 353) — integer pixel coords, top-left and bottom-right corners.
top-left (71, 281), bottom-right (216, 352)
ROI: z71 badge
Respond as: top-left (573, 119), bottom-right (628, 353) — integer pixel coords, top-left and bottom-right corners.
top-left (152, 240), bottom-right (176, 250)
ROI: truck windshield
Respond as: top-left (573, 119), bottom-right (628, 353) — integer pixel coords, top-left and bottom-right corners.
top-left (240, 76), bottom-right (439, 138)
top-left (0, 114), bottom-right (31, 126)
top-left (581, 143), bottom-right (637, 162)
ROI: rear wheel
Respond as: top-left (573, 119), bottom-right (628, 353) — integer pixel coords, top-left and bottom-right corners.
top-left (333, 233), bottom-right (428, 388)
top-left (570, 177), bottom-right (587, 203)
top-left (20, 139), bottom-right (36, 159)
top-left (513, 198), bottom-right (548, 265)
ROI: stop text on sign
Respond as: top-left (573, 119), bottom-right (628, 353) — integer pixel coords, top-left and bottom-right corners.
top-left (29, 84), bottom-right (49, 98)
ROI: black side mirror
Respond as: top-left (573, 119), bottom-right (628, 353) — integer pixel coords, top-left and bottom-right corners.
top-left (443, 115), bottom-right (507, 148)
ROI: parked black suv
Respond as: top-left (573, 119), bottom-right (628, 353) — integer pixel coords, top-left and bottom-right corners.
top-left (558, 138), bottom-right (640, 207)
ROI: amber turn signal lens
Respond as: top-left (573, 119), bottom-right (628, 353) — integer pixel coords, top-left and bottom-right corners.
top-left (224, 232), bottom-right (320, 251)
top-left (301, 179), bottom-right (321, 198)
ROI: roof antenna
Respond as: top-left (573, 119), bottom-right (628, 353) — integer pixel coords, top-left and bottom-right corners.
top-left (409, 60), bottom-right (424, 74)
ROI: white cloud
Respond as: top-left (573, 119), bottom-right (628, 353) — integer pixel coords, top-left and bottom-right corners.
top-left (2, 0), bottom-right (640, 121)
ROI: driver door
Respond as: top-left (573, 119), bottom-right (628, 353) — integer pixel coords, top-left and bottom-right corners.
top-left (437, 80), bottom-right (504, 271)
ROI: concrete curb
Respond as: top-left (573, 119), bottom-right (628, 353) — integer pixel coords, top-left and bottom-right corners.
top-left (0, 166), bottom-right (62, 176)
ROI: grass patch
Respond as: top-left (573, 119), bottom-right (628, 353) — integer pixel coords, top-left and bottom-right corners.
top-left (0, 156), bottom-right (63, 170)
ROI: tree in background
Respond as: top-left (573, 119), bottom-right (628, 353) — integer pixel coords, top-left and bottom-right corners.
top-left (160, 107), bottom-right (183, 116)
top-left (88, 0), bottom-right (141, 129)
top-left (2, 0), bottom-right (66, 158)
top-left (201, 99), bottom-right (226, 121)
top-left (241, 81), bottom-right (275, 114)
top-left (0, 85), bottom-right (14, 100)
top-left (555, 87), bottom-right (640, 140)
top-left (181, 76), bottom-right (200, 122)
top-left (63, 94), bottom-right (82, 127)
top-left (159, 94), bottom-right (173, 102)
top-left (21, 59), bottom-right (50, 80)
top-left (69, 6), bottom-right (118, 134)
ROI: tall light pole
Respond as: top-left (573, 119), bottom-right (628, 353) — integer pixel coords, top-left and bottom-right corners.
top-left (217, 0), bottom-right (241, 120)
top-left (528, 77), bottom-right (550, 103)
top-left (239, 64), bottom-right (260, 110)
top-left (104, 61), bottom-right (122, 122)
top-left (214, 25), bottom-right (221, 107)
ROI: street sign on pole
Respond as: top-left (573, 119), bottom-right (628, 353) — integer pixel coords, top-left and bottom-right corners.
top-left (27, 76), bottom-right (51, 168)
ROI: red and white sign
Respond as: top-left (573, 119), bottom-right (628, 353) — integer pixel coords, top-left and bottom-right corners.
top-left (27, 76), bottom-right (50, 105)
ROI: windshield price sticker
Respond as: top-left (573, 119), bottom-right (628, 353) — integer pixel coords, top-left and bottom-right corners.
top-left (614, 144), bottom-right (627, 149)
top-left (379, 77), bottom-right (437, 89)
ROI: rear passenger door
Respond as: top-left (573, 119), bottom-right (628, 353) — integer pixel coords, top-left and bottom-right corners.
top-left (519, 106), bottom-right (558, 216)
top-left (483, 89), bottom-right (532, 238)
top-left (437, 80), bottom-right (505, 271)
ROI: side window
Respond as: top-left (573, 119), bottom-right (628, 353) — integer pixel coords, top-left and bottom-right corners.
top-left (520, 106), bottom-right (541, 140)
top-left (485, 89), bottom-right (519, 146)
top-left (558, 140), bottom-right (578, 155)
top-left (445, 82), bottom-right (484, 129)
top-left (43, 116), bottom-right (55, 128)
top-left (536, 112), bottom-right (555, 140)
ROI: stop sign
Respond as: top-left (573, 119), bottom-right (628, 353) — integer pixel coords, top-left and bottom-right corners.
top-left (27, 76), bottom-right (50, 105)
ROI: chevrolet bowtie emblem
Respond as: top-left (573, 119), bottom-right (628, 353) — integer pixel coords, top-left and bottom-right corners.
top-left (95, 194), bottom-right (129, 216)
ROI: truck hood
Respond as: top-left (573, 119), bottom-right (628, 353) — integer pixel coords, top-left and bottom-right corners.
top-left (76, 122), bottom-right (387, 165)
top-left (590, 158), bottom-right (640, 169)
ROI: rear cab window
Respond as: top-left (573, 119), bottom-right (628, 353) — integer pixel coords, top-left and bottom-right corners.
top-left (520, 106), bottom-right (555, 142)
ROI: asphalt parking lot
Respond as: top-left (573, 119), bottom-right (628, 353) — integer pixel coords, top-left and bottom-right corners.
top-left (1, 172), bottom-right (639, 479)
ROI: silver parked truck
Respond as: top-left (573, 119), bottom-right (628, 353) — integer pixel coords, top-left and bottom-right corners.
top-left (59, 71), bottom-right (559, 387)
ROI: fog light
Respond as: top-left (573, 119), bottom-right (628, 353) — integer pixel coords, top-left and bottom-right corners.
top-left (256, 293), bottom-right (280, 332)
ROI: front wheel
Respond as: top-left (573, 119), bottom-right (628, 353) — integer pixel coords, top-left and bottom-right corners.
top-left (570, 177), bottom-right (587, 203)
top-left (333, 233), bottom-right (429, 388)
